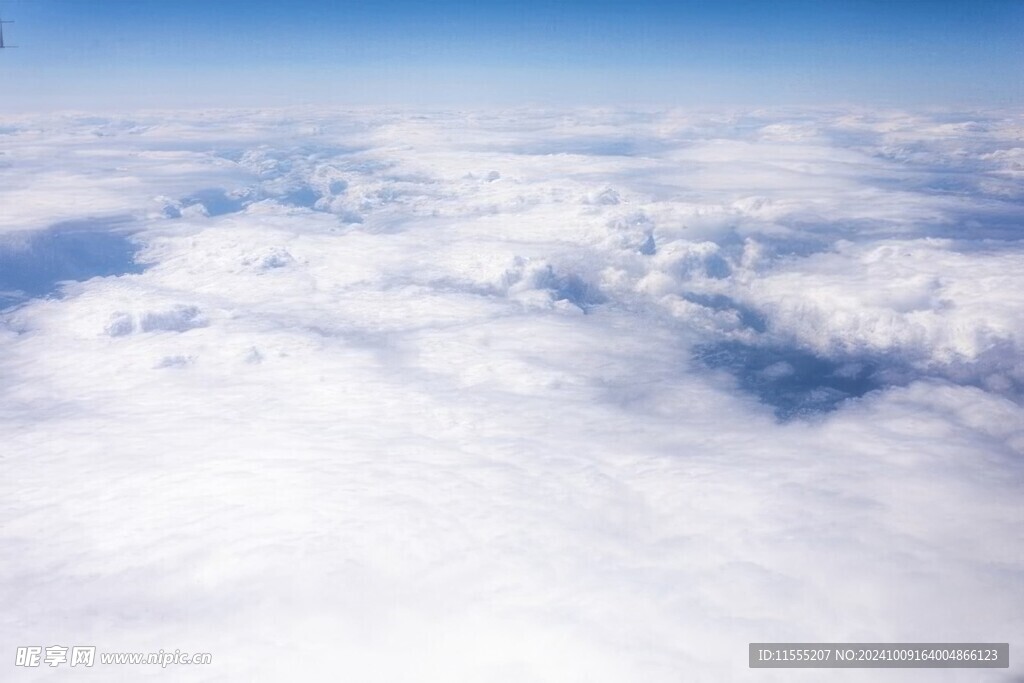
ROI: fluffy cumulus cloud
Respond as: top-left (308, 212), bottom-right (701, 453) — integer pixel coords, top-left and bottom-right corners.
top-left (0, 107), bottom-right (1022, 682)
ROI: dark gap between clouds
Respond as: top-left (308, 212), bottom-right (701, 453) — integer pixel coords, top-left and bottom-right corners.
top-left (0, 219), bottom-right (145, 310)
top-left (694, 340), bottom-right (904, 420)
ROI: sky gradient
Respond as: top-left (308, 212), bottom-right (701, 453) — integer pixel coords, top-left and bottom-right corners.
top-left (0, 0), bottom-right (1022, 109)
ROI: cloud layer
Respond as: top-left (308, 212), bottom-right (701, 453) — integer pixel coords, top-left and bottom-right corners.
top-left (1, 107), bottom-right (1022, 681)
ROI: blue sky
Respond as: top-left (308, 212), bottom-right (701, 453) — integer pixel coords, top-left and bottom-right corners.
top-left (1, 0), bottom-right (1022, 109)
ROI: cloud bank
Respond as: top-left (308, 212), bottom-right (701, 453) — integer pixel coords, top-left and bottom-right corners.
top-left (1, 106), bottom-right (1022, 681)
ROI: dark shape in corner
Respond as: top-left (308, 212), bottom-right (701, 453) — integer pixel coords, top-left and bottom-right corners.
top-left (0, 14), bottom-right (17, 49)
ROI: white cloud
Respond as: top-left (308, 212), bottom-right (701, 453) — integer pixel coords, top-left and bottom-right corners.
top-left (0, 106), bottom-right (1022, 681)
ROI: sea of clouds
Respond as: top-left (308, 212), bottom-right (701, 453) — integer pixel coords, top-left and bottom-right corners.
top-left (1, 106), bottom-right (1022, 681)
